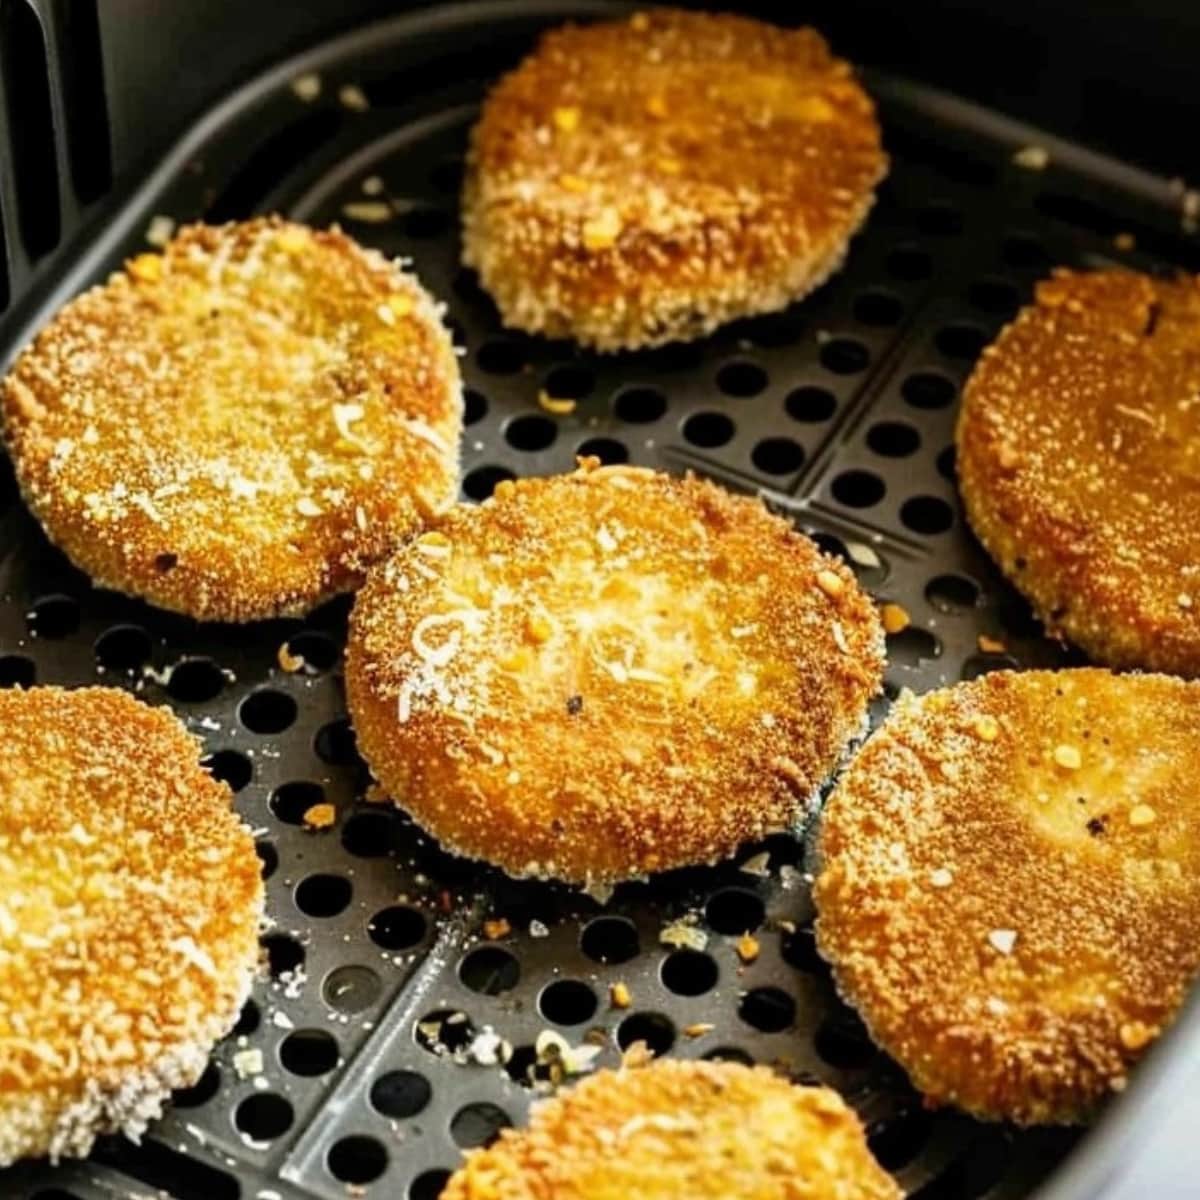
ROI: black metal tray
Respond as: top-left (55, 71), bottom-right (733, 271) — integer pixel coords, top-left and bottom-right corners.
top-left (3, 4), bottom-right (1200, 1198)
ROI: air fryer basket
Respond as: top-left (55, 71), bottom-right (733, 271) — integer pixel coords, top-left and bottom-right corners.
top-left (1, 3), bottom-right (1200, 1199)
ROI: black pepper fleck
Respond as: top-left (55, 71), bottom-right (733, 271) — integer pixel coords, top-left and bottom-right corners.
top-left (566, 694), bottom-right (583, 715)
top-left (1086, 816), bottom-right (1107, 837)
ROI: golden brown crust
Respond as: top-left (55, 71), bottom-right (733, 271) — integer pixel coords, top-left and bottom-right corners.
top-left (1, 217), bottom-right (462, 622)
top-left (956, 269), bottom-right (1200, 676)
top-left (462, 8), bottom-right (886, 350)
top-left (346, 461), bottom-right (883, 885)
top-left (814, 669), bottom-right (1200, 1125)
top-left (441, 1058), bottom-right (901, 1200)
top-left (0, 687), bottom-right (263, 1164)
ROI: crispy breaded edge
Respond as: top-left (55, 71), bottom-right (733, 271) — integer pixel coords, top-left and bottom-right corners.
top-left (461, 179), bottom-right (881, 351)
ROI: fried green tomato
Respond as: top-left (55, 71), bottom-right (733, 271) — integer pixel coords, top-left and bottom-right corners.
top-left (1, 217), bottom-right (461, 620)
top-left (463, 8), bottom-right (885, 349)
top-left (0, 687), bottom-right (262, 1165)
top-left (442, 1058), bottom-right (900, 1200)
top-left (347, 461), bottom-right (883, 885)
top-left (816, 668), bottom-right (1200, 1125)
top-left (957, 269), bottom-right (1200, 676)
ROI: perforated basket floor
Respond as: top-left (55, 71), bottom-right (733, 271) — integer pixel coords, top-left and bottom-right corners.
top-left (3, 4), bottom-right (1200, 1199)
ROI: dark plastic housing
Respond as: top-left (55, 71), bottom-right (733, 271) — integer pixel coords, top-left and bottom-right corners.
top-left (0, 3), bottom-right (1198, 1198)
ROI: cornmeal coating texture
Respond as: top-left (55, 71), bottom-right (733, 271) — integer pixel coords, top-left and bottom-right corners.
top-left (442, 1058), bottom-right (900, 1200)
top-left (346, 461), bottom-right (883, 886)
top-left (1, 217), bottom-right (461, 621)
top-left (0, 687), bottom-right (263, 1164)
top-left (815, 668), bottom-right (1200, 1125)
top-left (957, 269), bottom-right (1200, 676)
top-left (462, 8), bottom-right (886, 349)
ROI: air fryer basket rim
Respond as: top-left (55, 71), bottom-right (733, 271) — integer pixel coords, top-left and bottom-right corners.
top-left (0, 3), bottom-right (1197, 1198)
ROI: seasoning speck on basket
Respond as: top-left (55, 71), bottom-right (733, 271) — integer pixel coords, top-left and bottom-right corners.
top-left (736, 933), bottom-right (760, 963)
top-left (302, 803), bottom-right (336, 830)
top-left (660, 917), bottom-right (708, 952)
top-left (880, 603), bottom-right (910, 634)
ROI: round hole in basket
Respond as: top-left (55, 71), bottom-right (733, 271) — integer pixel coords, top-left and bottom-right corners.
top-left (372, 1069), bottom-right (433, 1119)
top-left (315, 717), bottom-right (359, 765)
top-left (283, 630), bottom-right (339, 671)
top-left (173, 1062), bottom-right (221, 1108)
top-left (234, 1093), bottom-right (294, 1140)
top-left (903, 371), bottom-right (956, 410)
top-left (27, 594), bottom-right (81, 639)
top-left (415, 1008), bottom-right (476, 1054)
top-left (410, 1169), bottom-right (452, 1200)
top-left (683, 411), bottom-right (736, 448)
top-left (716, 360), bottom-right (768, 397)
top-left (751, 436), bottom-right (805, 475)
top-left (705, 888), bottom-right (766, 934)
top-left (544, 364), bottom-right (595, 399)
top-left (926, 573), bottom-right (981, 612)
top-left (202, 748), bottom-right (253, 792)
top-left (239, 688), bottom-right (297, 733)
top-left (613, 386), bottom-right (668, 423)
top-left (576, 436), bottom-right (629, 464)
top-left (814, 1012), bottom-right (877, 1069)
top-left (738, 987), bottom-right (796, 1033)
top-left (901, 494), bottom-right (955, 535)
top-left (780, 925), bottom-right (825, 974)
top-left (462, 464), bottom-right (516, 500)
top-left (819, 337), bottom-right (870, 374)
top-left (854, 289), bottom-right (905, 326)
top-left (661, 949), bottom-right (719, 996)
top-left (342, 809), bottom-right (398, 857)
top-left (460, 946), bottom-right (521, 995)
top-left (616, 1011), bottom-right (676, 1056)
top-left (538, 979), bottom-right (599, 1025)
top-left (369, 905), bottom-right (427, 951)
top-left (831, 469), bottom-right (886, 508)
top-left (580, 916), bottom-right (640, 964)
top-left (281, 1028), bottom-right (340, 1076)
top-left (505, 413), bottom-right (557, 452)
top-left (167, 657), bottom-right (226, 703)
top-left (866, 421), bottom-right (921, 457)
top-left (450, 1102), bottom-right (513, 1149)
top-left (464, 388), bottom-right (488, 425)
top-left (328, 1134), bottom-right (388, 1184)
top-left (254, 841), bottom-right (278, 880)
top-left (270, 780), bottom-right (324, 825)
top-left (232, 999), bottom-right (260, 1037)
top-left (261, 933), bottom-right (304, 979)
top-left (94, 623), bottom-right (152, 671)
top-left (785, 385), bottom-right (837, 423)
top-left (323, 964), bottom-right (383, 1014)
top-left (295, 873), bottom-right (353, 918)
top-left (703, 1046), bottom-right (755, 1066)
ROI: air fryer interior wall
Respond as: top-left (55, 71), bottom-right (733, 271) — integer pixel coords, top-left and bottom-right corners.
top-left (0, 3), bottom-right (1198, 1199)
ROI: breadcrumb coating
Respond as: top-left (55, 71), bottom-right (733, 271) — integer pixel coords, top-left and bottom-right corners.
top-left (1, 217), bottom-right (462, 622)
top-left (441, 1057), bottom-right (900, 1200)
top-left (346, 461), bottom-right (883, 886)
top-left (0, 687), bottom-right (263, 1164)
top-left (462, 8), bottom-right (886, 350)
top-left (815, 669), bottom-right (1200, 1125)
top-left (956, 269), bottom-right (1200, 676)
